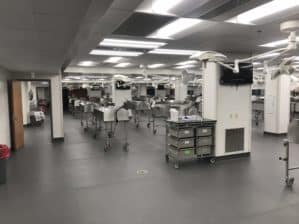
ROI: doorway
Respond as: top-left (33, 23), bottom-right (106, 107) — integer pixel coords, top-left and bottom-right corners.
top-left (8, 80), bottom-right (53, 150)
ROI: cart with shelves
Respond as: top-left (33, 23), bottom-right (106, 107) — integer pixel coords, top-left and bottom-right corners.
top-left (165, 119), bottom-right (216, 169)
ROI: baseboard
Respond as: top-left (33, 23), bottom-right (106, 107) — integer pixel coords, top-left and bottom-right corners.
top-left (264, 132), bottom-right (287, 136)
top-left (216, 152), bottom-right (250, 160)
top-left (52, 137), bottom-right (64, 142)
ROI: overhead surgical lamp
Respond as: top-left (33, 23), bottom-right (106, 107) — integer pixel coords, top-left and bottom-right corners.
top-left (191, 20), bottom-right (299, 79)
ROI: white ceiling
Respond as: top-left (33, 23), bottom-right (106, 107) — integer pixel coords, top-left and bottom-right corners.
top-left (0, 0), bottom-right (299, 75)
top-left (0, 0), bottom-right (113, 74)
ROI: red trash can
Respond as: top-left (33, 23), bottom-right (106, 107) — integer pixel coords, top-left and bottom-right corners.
top-left (0, 145), bottom-right (10, 185)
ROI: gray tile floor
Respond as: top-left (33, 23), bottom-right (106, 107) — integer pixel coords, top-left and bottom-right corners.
top-left (1, 115), bottom-right (299, 224)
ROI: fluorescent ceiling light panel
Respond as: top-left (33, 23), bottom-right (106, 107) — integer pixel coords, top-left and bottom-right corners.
top-left (77, 61), bottom-right (97, 67)
top-left (152, 0), bottom-right (183, 15)
top-left (175, 64), bottom-right (197, 69)
top-left (260, 37), bottom-right (299, 47)
top-left (104, 57), bottom-right (123, 63)
top-left (252, 62), bottom-right (262, 66)
top-left (114, 63), bottom-right (131, 68)
top-left (138, 0), bottom-right (183, 16)
top-left (149, 18), bottom-right (202, 39)
top-left (149, 48), bottom-right (201, 56)
top-left (148, 63), bottom-right (165, 69)
top-left (176, 60), bottom-right (197, 66)
top-left (227, 0), bottom-right (299, 25)
top-left (90, 49), bottom-right (143, 57)
top-left (99, 38), bottom-right (166, 49)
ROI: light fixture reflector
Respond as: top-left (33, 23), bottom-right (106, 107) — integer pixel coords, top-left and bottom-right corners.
top-left (99, 38), bottom-right (166, 49)
top-left (114, 63), bottom-right (132, 68)
top-left (90, 49), bottom-right (143, 57)
top-left (104, 57), bottom-right (123, 63)
top-left (148, 63), bottom-right (165, 69)
top-left (227, 0), bottom-right (299, 25)
top-left (149, 48), bottom-right (201, 56)
top-left (77, 61), bottom-right (97, 67)
top-left (149, 18), bottom-right (202, 39)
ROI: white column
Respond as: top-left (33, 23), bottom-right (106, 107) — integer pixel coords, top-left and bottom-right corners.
top-left (264, 73), bottom-right (290, 134)
top-left (175, 79), bottom-right (187, 101)
top-left (50, 74), bottom-right (64, 139)
top-left (21, 81), bottom-right (30, 125)
top-left (202, 61), bottom-right (252, 157)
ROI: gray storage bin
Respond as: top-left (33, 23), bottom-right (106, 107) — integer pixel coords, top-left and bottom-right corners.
top-left (168, 146), bottom-right (195, 160)
top-left (169, 127), bottom-right (193, 138)
top-left (169, 137), bottom-right (194, 148)
top-left (197, 136), bottom-right (213, 146)
top-left (197, 146), bottom-right (212, 155)
top-left (197, 127), bottom-right (212, 136)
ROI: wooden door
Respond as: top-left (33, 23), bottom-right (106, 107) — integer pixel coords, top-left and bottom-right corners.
top-left (10, 81), bottom-right (24, 150)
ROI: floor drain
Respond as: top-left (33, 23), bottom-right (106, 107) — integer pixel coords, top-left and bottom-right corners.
top-left (137, 169), bottom-right (149, 175)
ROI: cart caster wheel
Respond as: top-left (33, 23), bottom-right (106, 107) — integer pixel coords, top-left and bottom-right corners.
top-left (174, 163), bottom-right (179, 169)
top-left (84, 127), bottom-right (88, 132)
top-left (108, 132), bottom-right (113, 138)
top-left (286, 177), bottom-right (295, 187)
top-left (81, 121), bottom-right (83, 127)
top-left (93, 134), bottom-right (97, 139)
top-left (123, 143), bottom-right (129, 152)
top-left (147, 123), bottom-right (150, 128)
top-left (136, 124), bottom-right (139, 128)
top-left (104, 144), bottom-right (110, 152)
top-left (209, 158), bottom-right (216, 164)
top-left (153, 129), bottom-right (157, 135)
top-left (165, 155), bottom-right (169, 163)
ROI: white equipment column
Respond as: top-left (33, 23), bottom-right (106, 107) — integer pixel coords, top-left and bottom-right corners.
top-left (264, 72), bottom-right (290, 134)
top-left (202, 61), bottom-right (252, 157)
top-left (175, 79), bottom-right (187, 101)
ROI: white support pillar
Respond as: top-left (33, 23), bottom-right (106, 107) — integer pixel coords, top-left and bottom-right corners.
top-left (202, 61), bottom-right (252, 157)
top-left (175, 79), bottom-right (187, 101)
top-left (50, 74), bottom-right (64, 139)
top-left (264, 73), bottom-right (290, 134)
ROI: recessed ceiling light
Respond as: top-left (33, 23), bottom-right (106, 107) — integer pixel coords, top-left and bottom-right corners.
top-left (148, 63), bottom-right (165, 69)
top-left (114, 62), bottom-right (132, 68)
top-left (176, 60), bottom-right (197, 66)
top-left (227, 0), bottom-right (299, 25)
top-left (77, 61), bottom-right (97, 67)
top-left (255, 67), bottom-right (264, 71)
top-left (149, 48), bottom-right (201, 56)
top-left (136, 76), bottom-right (144, 79)
top-left (99, 38), bottom-right (166, 49)
top-left (104, 57), bottom-right (123, 63)
top-left (260, 37), bottom-right (299, 47)
top-left (90, 49), bottom-right (143, 57)
top-left (149, 18), bottom-right (202, 39)
top-left (175, 64), bottom-right (197, 69)
top-left (137, 0), bottom-right (183, 16)
top-left (252, 62), bottom-right (262, 66)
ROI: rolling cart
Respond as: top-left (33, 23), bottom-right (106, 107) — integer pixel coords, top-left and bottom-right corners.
top-left (252, 100), bottom-right (264, 126)
top-left (93, 105), bottom-right (131, 152)
top-left (279, 119), bottom-right (299, 187)
top-left (165, 119), bottom-right (216, 169)
top-left (132, 101), bottom-right (151, 128)
top-left (149, 103), bottom-right (170, 134)
top-left (80, 102), bottom-right (95, 132)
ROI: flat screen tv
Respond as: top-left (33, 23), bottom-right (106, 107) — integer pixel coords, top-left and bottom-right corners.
top-left (147, 87), bottom-right (155, 96)
top-left (220, 63), bottom-right (253, 85)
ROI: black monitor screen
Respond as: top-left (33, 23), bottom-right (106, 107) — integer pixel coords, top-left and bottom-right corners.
top-left (147, 87), bottom-right (155, 96)
top-left (220, 63), bottom-right (253, 86)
